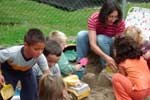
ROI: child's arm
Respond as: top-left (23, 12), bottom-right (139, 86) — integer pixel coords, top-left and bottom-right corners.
top-left (75, 64), bottom-right (82, 71)
top-left (0, 63), bottom-right (5, 85)
top-left (55, 64), bottom-right (61, 76)
top-left (59, 62), bottom-right (77, 76)
top-left (0, 49), bottom-right (8, 85)
top-left (58, 53), bottom-right (77, 76)
top-left (0, 74), bottom-right (5, 85)
top-left (37, 54), bottom-right (50, 75)
top-left (32, 64), bottom-right (43, 77)
top-left (42, 69), bottom-right (50, 74)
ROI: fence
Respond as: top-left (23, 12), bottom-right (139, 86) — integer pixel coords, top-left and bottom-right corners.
top-left (0, 0), bottom-right (149, 46)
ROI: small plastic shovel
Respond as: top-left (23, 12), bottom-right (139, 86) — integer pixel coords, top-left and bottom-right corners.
top-left (1, 83), bottom-right (14, 100)
top-left (80, 57), bottom-right (88, 67)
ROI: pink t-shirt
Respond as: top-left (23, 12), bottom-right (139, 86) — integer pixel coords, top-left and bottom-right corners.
top-left (88, 12), bottom-right (125, 37)
top-left (119, 57), bottom-right (150, 90)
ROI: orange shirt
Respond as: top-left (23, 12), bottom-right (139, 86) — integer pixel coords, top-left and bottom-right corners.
top-left (119, 57), bottom-right (150, 90)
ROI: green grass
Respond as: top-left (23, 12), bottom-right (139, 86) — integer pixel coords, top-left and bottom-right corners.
top-left (0, 0), bottom-right (150, 46)
top-left (0, 0), bottom-right (97, 46)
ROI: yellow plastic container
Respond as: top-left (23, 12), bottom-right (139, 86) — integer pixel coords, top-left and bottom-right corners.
top-left (105, 66), bottom-right (113, 73)
top-left (63, 75), bottom-right (90, 100)
top-left (63, 75), bottom-right (79, 86)
top-left (1, 83), bottom-right (14, 100)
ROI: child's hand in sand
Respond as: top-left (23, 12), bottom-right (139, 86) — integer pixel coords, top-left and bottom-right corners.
top-left (75, 64), bottom-right (82, 71)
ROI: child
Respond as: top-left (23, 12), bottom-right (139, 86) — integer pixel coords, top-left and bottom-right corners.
top-left (49, 31), bottom-right (83, 78)
top-left (39, 74), bottom-right (71, 100)
top-left (33, 39), bottom-right (62, 82)
top-left (112, 36), bottom-right (150, 100)
top-left (0, 28), bottom-right (49, 100)
top-left (125, 25), bottom-right (150, 68)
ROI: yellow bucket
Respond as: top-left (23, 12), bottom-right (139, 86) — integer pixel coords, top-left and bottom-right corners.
top-left (105, 66), bottom-right (113, 73)
top-left (1, 83), bottom-right (14, 100)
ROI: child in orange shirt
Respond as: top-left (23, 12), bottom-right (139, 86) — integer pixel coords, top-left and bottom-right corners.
top-left (112, 36), bottom-right (150, 100)
top-left (125, 25), bottom-right (150, 68)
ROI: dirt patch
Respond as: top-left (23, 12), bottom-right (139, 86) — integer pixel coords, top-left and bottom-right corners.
top-left (65, 38), bottom-right (116, 100)
top-left (81, 52), bottom-right (116, 100)
top-left (82, 52), bottom-right (150, 100)
top-left (82, 72), bottom-right (115, 100)
top-left (66, 37), bottom-right (150, 100)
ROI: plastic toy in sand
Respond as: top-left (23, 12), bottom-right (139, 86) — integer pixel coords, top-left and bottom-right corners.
top-left (63, 75), bottom-right (90, 100)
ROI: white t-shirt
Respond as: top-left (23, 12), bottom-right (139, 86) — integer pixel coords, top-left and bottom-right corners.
top-left (33, 63), bottom-right (61, 77)
top-left (0, 45), bottom-right (49, 72)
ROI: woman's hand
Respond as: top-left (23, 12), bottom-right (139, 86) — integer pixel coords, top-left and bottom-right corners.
top-left (104, 55), bottom-right (118, 72)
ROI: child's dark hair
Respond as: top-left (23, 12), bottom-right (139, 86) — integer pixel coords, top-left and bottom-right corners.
top-left (43, 39), bottom-right (62, 57)
top-left (99, 0), bottom-right (122, 25)
top-left (113, 36), bottom-right (142, 64)
top-left (24, 28), bottom-right (46, 45)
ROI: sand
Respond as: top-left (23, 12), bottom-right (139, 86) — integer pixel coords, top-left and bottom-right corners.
top-left (81, 52), bottom-right (150, 100)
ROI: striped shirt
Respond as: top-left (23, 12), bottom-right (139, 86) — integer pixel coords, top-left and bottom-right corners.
top-left (88, 12), bottom-right (125, 37)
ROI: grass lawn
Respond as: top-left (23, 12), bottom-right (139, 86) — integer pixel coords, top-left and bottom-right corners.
top-left (0, 0), bottom-right (150, 46)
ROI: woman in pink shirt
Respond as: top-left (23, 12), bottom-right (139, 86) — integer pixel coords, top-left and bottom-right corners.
top-left (112, 36), bottom-right (150, 100)
top-left (76, 0), bottom-right (125, 70)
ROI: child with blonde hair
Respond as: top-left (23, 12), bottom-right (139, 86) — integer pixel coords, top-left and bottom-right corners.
top-left (125, 25), bottom-right (150, 68)
top-left (49, 31), bottom-right (67, 51)
top-left (39, 74), bottom-right (71, 100)
top-left (49, 31), bottom-right (84, 78)
top-left (125, 25), bottom-right (143, 45)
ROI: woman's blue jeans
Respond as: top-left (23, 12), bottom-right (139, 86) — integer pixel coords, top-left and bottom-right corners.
top-left (76, 31), bottom-right (113, 69)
